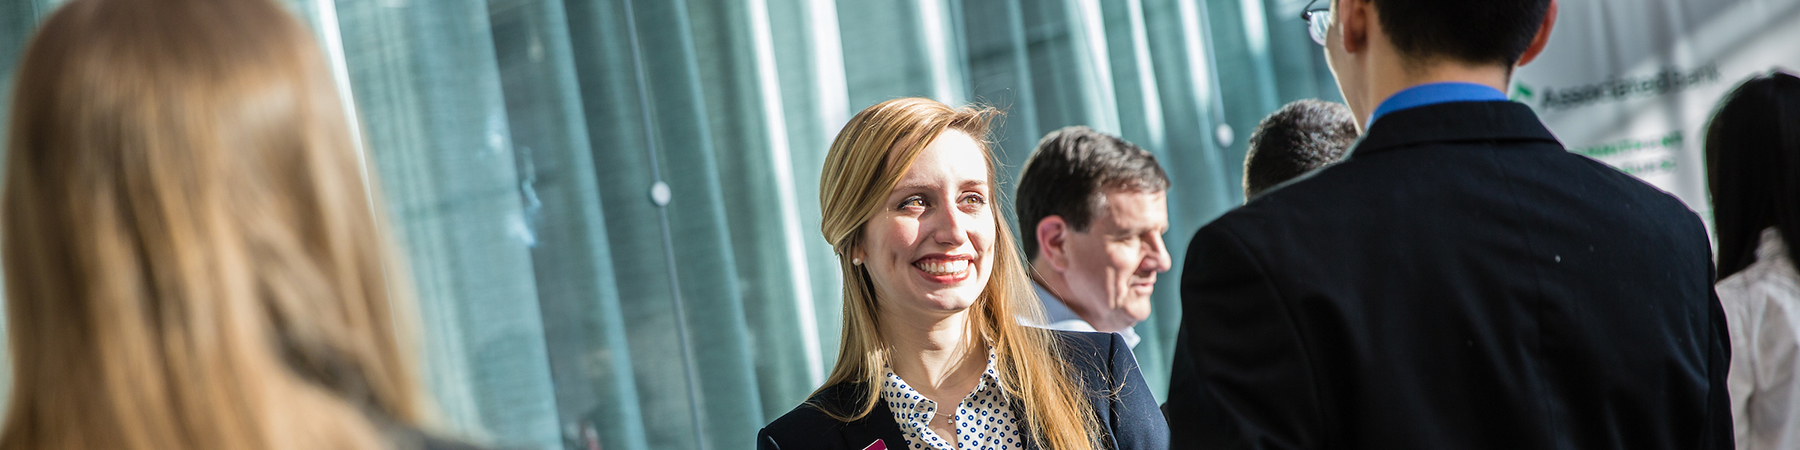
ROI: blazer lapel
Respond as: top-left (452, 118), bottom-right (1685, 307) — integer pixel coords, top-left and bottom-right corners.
top-left (811, 383), bottom-right (906, 450)
top-left (1008, 397), bottom-right (1047, 450)
top-left (837, 401), bottom-right (907, 450)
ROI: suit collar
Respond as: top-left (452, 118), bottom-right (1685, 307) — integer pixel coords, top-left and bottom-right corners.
top-left (1351, 100), bottom-right (1560, 158)
top-left (1366, 82), bottom-right (1509, 126)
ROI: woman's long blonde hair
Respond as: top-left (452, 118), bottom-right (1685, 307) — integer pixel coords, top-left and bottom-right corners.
top-left (816, 98), bottom-right (1103, 449)
top-left (1, 0), bottom-right (425, 449)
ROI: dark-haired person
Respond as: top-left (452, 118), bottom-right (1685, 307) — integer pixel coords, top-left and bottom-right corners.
top-left (1165, 0), bottom-right (1732, 449)
top-left (1242, 99), bottom-right (1359, 200)
top-left (1708, 70), bottom-right (1800, 450)
top-left (1015, 126), bottom-right (1172, 351)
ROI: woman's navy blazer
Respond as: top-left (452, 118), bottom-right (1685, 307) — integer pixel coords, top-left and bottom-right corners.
top-left (757, 330), bottom-right (1170, 450)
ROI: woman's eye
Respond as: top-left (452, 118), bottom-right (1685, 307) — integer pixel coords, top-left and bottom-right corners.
top-left (899, 196), bottom-right (926, 209)
top-left (960, 193), bottom-right (986, 206)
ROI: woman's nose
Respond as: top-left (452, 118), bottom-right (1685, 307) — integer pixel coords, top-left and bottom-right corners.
top-left (927, 205), bottom-right (972, 247)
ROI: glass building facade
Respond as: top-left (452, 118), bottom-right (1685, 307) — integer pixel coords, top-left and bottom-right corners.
top-left (0, 0), bottom-right (1340, 448)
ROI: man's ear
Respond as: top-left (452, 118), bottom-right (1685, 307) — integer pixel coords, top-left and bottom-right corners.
top-left (1515, 0), bottom-right (1559, 67)
top-left (1036, 216), bottom-right (1072, 273)
top-left (1338, 0), bottom-right (1371, 54)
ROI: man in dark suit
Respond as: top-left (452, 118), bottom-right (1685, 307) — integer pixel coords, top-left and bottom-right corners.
top-left (1164, 0), bottom-right (1733, 449)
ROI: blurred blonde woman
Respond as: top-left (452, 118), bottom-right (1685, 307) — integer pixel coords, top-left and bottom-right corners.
top-left (1, 0), bottom-right (475, 449)
top-left (757, 98), bottom-right (1168, 450)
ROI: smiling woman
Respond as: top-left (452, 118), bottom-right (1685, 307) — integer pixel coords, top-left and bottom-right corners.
top-left (755, 98), bottom-right (1168, 450)
top-left (857, 128), bottom-right (997, 314)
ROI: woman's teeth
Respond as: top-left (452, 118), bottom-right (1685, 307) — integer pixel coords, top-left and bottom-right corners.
top-left (914, 259), bottom-right (969, 275)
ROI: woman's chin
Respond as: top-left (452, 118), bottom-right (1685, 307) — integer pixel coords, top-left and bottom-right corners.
top-left (914, 287), bottom-right (985, 312)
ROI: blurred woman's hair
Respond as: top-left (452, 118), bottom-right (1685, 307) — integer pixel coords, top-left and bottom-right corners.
top-left (815, 97), bottom-right (1102, 450)
top-left (1706, 70), bottom-right (1800, 278)
top-left (1, 0), bottom-right (426, 449)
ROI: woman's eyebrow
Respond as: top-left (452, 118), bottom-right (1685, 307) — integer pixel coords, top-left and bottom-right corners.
top-left (891, 182), bottom-right (934, 192)
top-left (889, 179), bottom-right (984, 194)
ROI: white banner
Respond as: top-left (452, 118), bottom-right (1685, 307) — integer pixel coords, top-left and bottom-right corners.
top-left (1511, 0), bottom-right (1800, 223)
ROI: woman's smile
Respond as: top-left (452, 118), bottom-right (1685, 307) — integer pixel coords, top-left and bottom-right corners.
top-left (913, 254), bottom-right (975, 284)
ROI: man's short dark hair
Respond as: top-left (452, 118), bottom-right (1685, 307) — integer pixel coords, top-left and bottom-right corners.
top-left (1016, 126), bottom-right (1169, 259)
top-left (1244, 99), bottom-right (1359, 199)
top-left (1371, 0), bottom-right (1552, 67)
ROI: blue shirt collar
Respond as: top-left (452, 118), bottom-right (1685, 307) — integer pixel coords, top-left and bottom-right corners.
top-left (1366, 82), bottom-right (1509, 127)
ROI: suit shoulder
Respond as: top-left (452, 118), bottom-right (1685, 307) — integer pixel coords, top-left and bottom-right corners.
top-left (760, 403), bottom-right (840, 448)
top-left (1185, 199), bottom-right (1293, 271)
top-left (1048, 330), bottom-right (1124, 372)
top-left (1555, 151), bottom-right (1708, 230)
top-left (763, 401), bottom-right (838, 432)
top-left (1049, 329), bottom-right (1114, 353)
top-left (760, 383), bottom-right (864, 443)
top-left (1211, 165), bottom-right (1368, 234)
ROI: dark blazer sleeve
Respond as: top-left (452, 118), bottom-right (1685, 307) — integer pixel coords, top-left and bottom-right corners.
top-left (1166, 222), bottom-right (1322, 450)
top-left (1704, 265), bottom-right (1734, 450)
top-left (1101, 332), bottom-right (1171, 450)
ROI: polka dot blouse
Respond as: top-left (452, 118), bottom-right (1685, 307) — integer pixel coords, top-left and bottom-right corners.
top-left (880, 349), bottom-right (1022, 450)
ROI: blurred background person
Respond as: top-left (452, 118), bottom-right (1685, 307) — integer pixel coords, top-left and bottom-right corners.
top-left (0, 0), bottom-right (476, 449)
top-left (1015, 126), bottom-right (1172, 351)
top-left (1242, 99), bottom-right (1359, 200)
top-left (757, 99), bottom-right (1167, 450)
top-left (1707, 70), bottom-right (1800, 450)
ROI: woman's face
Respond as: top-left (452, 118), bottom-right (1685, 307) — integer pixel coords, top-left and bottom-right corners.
top-left (858, 129), bottom-right (996, 319)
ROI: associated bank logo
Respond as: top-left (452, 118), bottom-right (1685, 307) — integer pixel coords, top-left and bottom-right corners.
top-left (1511, 83), bottom-right (1535, 103)
top-left (1524, 64), bottom-right (1721, 111)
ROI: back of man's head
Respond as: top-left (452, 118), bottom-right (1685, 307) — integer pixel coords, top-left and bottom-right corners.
top-left (1374, 0), bottom-right (1552, 67)
top-left (1016, 126), bottom-right (1169, 259)
top-left (1244, 100), bottom-right (1359, 199)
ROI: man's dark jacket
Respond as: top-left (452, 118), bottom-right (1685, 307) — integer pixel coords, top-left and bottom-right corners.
top-left (1164, 100), bottom-right (1732, 449)
top-left (759, 331), bottom-right (1169, 449)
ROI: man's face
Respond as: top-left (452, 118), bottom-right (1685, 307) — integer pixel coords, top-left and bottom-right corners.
top-left (1058, 189), bottom-right (1171, 332)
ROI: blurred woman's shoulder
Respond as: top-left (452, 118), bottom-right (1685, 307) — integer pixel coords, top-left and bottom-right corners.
top-left (380, 422), bottom-right (489, 450)
top-left (420, 435), bottom-right (486, 450)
